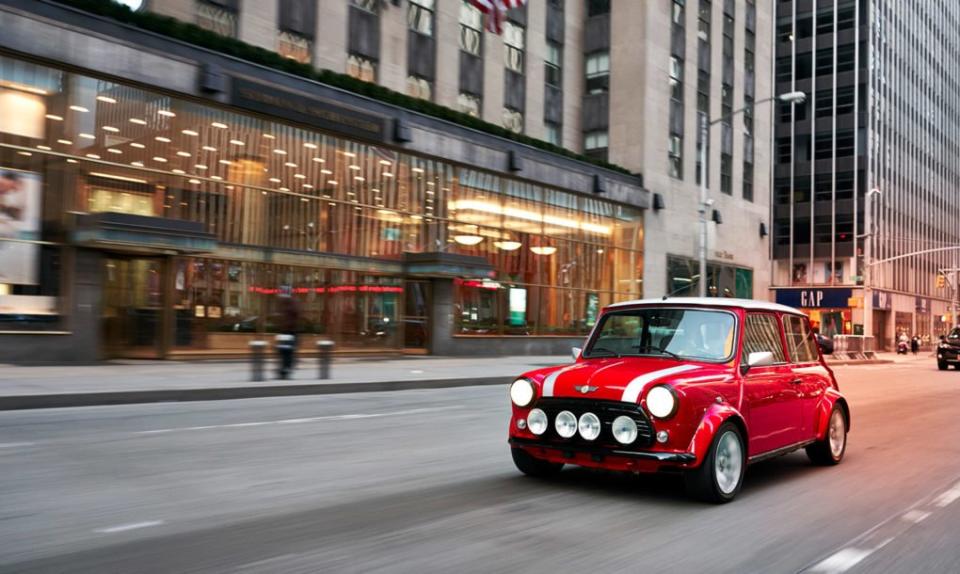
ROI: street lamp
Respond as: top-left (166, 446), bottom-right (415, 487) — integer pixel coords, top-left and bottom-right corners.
top-left (697, 91), bottom-right (806, 297)
top-left (862, 187), bottom-right (882, 349)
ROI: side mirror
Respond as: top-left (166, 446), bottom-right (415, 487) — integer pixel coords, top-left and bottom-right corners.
top-left (572, 347), bottom-right (582, 361)
top-left (817, 335), bottom-right (834, 356)
top-left (741, 351), bottom-right (775, 375)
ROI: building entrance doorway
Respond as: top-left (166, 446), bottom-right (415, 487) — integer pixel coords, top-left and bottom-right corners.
top-left (403, 280), bottom-right (431, 353)
top-left (102, 256), bottom-right (167, 359)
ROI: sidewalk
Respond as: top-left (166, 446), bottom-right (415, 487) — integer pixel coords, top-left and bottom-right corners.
top-left (0, 356), bottom-right (568, 410)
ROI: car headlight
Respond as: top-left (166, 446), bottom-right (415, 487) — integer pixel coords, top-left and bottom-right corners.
top-left (646, 385), bottom-right (678, 419)
top-left (555, 410), bottom-right (578, 438)
top-left (578, 412), bottom-right (601, 441)
top-left (526, 408), bottom-right (548, 435)
top-left (612, 415), bottom-right (638, 444)
top-left (510, 379), bottom-right (536, 407)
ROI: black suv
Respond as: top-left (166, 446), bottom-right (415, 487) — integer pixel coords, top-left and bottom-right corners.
top-left (937, 328), bottom-right (960, 370)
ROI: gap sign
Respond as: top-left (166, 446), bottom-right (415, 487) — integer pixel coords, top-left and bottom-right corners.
top-left (775, 288), bottom-right (854, 309)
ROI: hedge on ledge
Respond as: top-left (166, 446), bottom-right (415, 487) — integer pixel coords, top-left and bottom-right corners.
top-left (51, 0), bottom-right (635, 176)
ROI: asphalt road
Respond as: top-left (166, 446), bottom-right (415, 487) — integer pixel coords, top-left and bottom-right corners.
top-left (1, 357), bottom-right (959, 573)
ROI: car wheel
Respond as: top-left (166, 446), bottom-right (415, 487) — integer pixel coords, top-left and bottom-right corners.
top-left (938, 361), bottom-right (948, 371)
top-left (511, 448), bottom-right (563, 478)
top-left (684, 422), bottom-right (746, 503)
top-left (807, 405), bottom-right (847, 466)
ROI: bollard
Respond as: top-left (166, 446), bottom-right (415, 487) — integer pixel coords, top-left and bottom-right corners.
top-left (249, 340), bottom-right (267, 382)
top-left (316, 340), bottom-right (335, 379)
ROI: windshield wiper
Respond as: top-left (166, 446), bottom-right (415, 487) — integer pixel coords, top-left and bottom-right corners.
top-left (586, 347), bottom-right (621, 358)
top-left (636, 345), bottom-right (682, 361)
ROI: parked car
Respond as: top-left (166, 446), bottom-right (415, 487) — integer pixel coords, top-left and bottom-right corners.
top-left (507, 297), bottom-right (849, 503)
top-left (937, 328), bottom-right (960, 370)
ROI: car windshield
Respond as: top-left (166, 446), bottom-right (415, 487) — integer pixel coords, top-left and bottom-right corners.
top-left (948, 328), bottom-right (960, 340)
top-left (585, 308), bottom-right (737, 362)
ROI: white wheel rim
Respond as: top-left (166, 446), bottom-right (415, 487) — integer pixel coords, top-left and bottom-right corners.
top-left (829, 410), bottom-right (846, 458)
top-left (715, 430), bottom-right (743, 495)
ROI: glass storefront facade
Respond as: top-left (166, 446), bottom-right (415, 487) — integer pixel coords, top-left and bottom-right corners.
top-left (0, 54), bottom-right (643, 356)
top-left (665, 255), bottom-right (753, 299)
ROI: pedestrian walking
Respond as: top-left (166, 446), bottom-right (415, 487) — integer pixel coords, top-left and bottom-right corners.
top-left (911, 334), bottom-right (920, 356)
top-left (275, 294), bottom-right (302, 380)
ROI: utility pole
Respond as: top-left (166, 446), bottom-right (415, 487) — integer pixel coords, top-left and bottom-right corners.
top-left (698, 112), bottom-right (709, 298)
top-left (862, 188), bottom-right (881, 349)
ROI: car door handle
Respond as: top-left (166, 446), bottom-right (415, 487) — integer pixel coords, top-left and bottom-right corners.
top-left (788, 378), bottom-right (802, 385)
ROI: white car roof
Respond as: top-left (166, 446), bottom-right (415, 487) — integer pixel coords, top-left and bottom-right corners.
top-left (606, 297), bottom-right (806, 316)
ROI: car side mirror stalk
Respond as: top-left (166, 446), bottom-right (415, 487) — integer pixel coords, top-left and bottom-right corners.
top-left (572, 347), bottom-right (582, 361)
top-left (741, 351), bottom-right (775, 375)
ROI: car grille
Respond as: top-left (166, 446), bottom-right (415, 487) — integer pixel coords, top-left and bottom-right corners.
top-left (532, 397), bottom-right (655, 449)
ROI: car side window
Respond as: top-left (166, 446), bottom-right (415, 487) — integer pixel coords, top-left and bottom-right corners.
top-left (783, 315), bottom-right (819, 363)
top-left (742, 313), bottom-right (786, 364)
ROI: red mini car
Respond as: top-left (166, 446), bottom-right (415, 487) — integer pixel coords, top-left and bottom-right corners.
top-left (508, 298), bottom-right (849, 503)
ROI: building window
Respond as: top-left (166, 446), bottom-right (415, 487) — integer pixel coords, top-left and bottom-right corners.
top-left (742, 159), bottom-right (753, 201)
top-left (545, 122), bottom-right (561, 146)
top-left (277, 31), bottom-right (312, 64)
top-left (585, 130), bottom-right (609, 151)
top-left (458, 92), bottom-right (481, 117)
top-left (504, 22), bottom-right (525, 73)
top-left (406, 75), bottom-right (432, 101)
top-left (720, 153), bottom-right (732, 195)
top-left (585, 51), bottom-right (610, 94)
top-left (196, 1), bottom-right (237, 37)
top-left (669, 135), bottom-right (683, 179)
top-left (670, 56), bottom-right (683, 102)
top-left (408, 0), bottom-right (435, 36)
top-left (459, 1), bottom-right (483, 56)
top-left (503, 107), bottom-right (524, 133)
top-left (545, 42), bottom-right (562, 87)
top-left (351, 0), bottom-right (379, 13)
top-left (587, 0), bottom-right (610, 17)
top-left (346, 53), bottom-right (377, 82)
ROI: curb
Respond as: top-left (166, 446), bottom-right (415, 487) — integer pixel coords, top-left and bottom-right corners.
top-left (825, 359), bottom-right (895, 366)
top-left (0, 376), bottom-right (513, 411)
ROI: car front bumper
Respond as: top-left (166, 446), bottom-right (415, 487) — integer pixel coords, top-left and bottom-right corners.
top-left (938, 349), bottom-right (960, 362)
top-left (509, 437), bottom-right (696, 471)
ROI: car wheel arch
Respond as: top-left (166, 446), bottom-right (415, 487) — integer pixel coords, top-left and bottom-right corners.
top-left (688, 404), bottom-right (749, 466)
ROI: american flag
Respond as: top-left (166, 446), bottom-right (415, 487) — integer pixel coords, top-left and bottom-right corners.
top-left (469, 0), bottom-right (528, 35)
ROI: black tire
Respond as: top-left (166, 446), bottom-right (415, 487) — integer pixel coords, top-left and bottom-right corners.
top-left (684, 422), bottom-right (746, 503)
top-left (807, 405), bottom-right (847, 466)
top-left (938, 361), bottom-right (948, 371)
top-left (511, 448), bottom-right (564, 478)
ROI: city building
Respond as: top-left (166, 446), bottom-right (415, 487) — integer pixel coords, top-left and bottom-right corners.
top-left (771, 0), bottom-right (960, 348)
top-left (0, 0), bottom-right (773, 362)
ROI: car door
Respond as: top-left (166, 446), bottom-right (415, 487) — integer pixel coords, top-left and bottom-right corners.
top-left (740, 312), bottom-right (803, 456)
top-left (783, 314), bottom-right (830, 440)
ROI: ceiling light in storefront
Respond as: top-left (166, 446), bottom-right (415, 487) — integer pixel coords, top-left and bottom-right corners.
top-left (210, 175), bottom-right (223, 180)
top-left (17, 151), bottom-right (32, 157)
top-left (412, 167), bottom-right (425, 174)
top-left (383, 172), bottom-right (394, 178)
top-left (229, 139), bottom-right (245, 146)
top-left (89, 172), bottom-right (148, 184)
top-left (69, 105), bottom-right (89, 112)
top-left (102, 126), bottom-right (119, 133)
top-left (596, 248), bottom-right (605, 254)
top-left (343, 151), bottom-right (356, 158)
top-left (263, 133), bottom-right (276, 139)
top-left (182, 129), bottom-right (199, 136)
top-left (454, 234), bottom-right (484, 246)
top-left (312, 157), bottom-right (324, 163)
top-left (189, 178), bottom-right (201, 184)
top-left (294, 174), bottom-right (306, 179)
top-left (284, 162), bottom-right (297, 168)
top-left (202, 145), bottom-right (217, 152)
top-left (379, 160), bottom-right (392, 166)
top-left (211, 122), bottom-right (228, 129)
top-left (304, 143), bottom-right (318, 149)
top-left (46, 114), bottom-right (63, 121)
top-left (447, 200), bottom-right (612, 236)
top-left (156, 136), bottom-right (172, 143)
top-left (327, 180), bottom-right (337, 186)
top-left (349, 165), bottom-right (361, 171)
top-left (66, 158), bottom-right (78, 163)
top-left (36, 145), bottom-right (51, 151)
top-left (153, 156), bottom-right (167, 163)
top-left (57, 139), bottom-right (72, 145)
top-left (531, 246), bottom-right (558, 256)
top-left (171, 169), bottom-right (185, 174)
top-left (176, 151), bottom-right (191, 157)
top-left (96, 96), bottom-right (117, 104)
top-left (273, 149), bottom-right (287, 155)
top-left (79, 133), bottom-right (95, 140)
top-left (85, 153), bottom-right (100, 159)
top-left (219, 159), bottom-right (231, 165)
top-left (355, 176), bottom-right (365, 182)
top-left (303, 184), bottom-right (314, 189)
top-left (130, 161), bottom-right (144, 166)
top-left (494, 241), bottom-right (522, 251)
top-left (426, 189), bottom-right (434, 195)
top-left (320, 169), bottom-right (333, 175)
top-left (129, 118), bottom-right (147, 125)
top-left (195, 164), bottom-right (208, 170)
top-left (269, 177), bottom-right (281, 183)
top-left (107, 148), bottom-right (122, 155)
top-left (157, 110), bottom-right (176, 117)
top-left (279, 187), bottom-right (290, 192)
top-left (130, 142), bottom-right (146, 149)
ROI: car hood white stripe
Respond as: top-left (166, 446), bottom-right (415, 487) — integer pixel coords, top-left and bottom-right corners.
top-left (620, 364), bottom-right (702, 403)
top-left (542, 364), bottom-right (582, 397)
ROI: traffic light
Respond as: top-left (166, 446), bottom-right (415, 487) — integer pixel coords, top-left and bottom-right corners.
top-left (937, 274), bottom-right (947, 289)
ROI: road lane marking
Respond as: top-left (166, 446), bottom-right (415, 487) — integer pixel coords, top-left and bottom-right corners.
top-left (0, 442), bottom-right (35, 448)
top-left (809, 539), bottom-right (893, 574)
top-left (901, 510), bottom-right (931, 523)
top-left (933, 483), bottom-right (960, 507)
top-left (94, 520), bottom-right (164, 534)
top-left (134, 407), bottom-right (457, 435)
